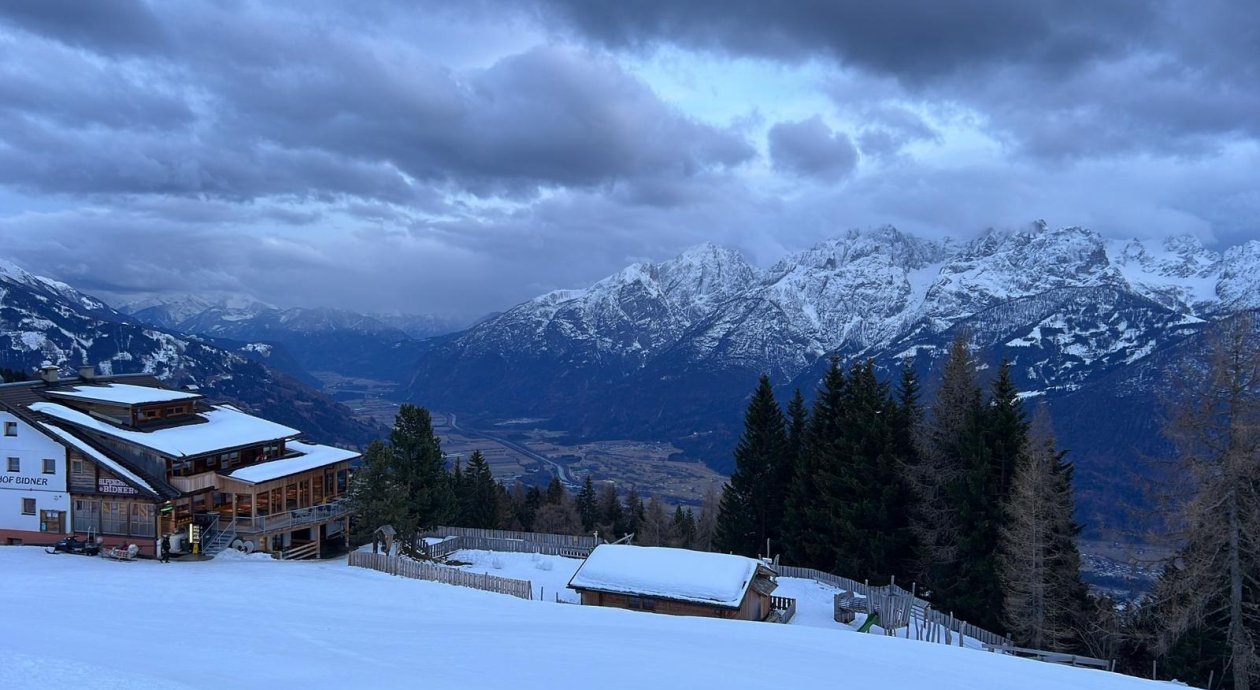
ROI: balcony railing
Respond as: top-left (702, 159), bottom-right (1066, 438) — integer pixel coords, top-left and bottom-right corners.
top-left (169, 472), bottom-right (220, 494)
top-left (217, 498), bottom-right (351, 535)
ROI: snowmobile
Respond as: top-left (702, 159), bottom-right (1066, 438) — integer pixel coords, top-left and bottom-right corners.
top-left (45, 536), bottom-right (100, 556)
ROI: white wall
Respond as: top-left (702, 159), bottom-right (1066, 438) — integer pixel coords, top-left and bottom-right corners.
top-left (0, 411), bottom-right (69, 534)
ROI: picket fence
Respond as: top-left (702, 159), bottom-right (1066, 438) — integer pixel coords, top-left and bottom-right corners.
top-left (776, 564), bottom-right (1011, 649)
top-left (420, 526), bottom-right (598, 559)
top-left (349, 550), bottom-right (534, 600)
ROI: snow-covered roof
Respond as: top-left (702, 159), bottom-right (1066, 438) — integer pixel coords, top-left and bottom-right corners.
top-left (227, 440), bottom-right (358, 484)
top-left (29, 402), bottom-right (300, 458)
top-left (38, 422), bottom-right (157, 495)
top-left (568, 545), bottom-right (772, 609)
top-left (46, 383), bottom-right (203, 406)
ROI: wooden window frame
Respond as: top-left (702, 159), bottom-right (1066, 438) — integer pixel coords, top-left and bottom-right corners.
top-left (21, 498), bottom-right (35, 515)
top-left (6, 457), bottom-right (18, 473)
top-left (3, 421), bottom-right (16, 437)
top-left (42, 458), bottom-right (55, 474)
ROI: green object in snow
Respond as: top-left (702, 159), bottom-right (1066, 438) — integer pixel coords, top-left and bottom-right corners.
top-left (857, 611), bottom-right (880, 633)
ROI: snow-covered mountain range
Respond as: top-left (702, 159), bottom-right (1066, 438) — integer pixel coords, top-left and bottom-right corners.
top-left (404, 223), bottom-right (1259, 533)
top-left (116, 296), bottom-right (467, 382)
top-left (0, 263), bottom-right (382, 447)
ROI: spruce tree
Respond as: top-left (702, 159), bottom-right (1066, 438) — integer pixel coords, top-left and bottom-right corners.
top-left (463, 450), bottom-right (499, 529)
top-left (597, 482), bottom-right (625, 539)
top-left (623, 486), bottom-right (645, 539)
top-left (783, 358), bottom-right (846, 570)
top-left (347, 441), bottom-right (406, 546)
top-left (911, 332), bottom-right (983, 616)
top-left (825, 360), bottom-right (917, 584)
top-left (576, 475), bottom-right (599, 533)
top-left (714, 375), bottom-right (788, 557)
top-left (545, 476), bottom-right (567, 506)
top-left (388, 404), bottom-right (456, 549)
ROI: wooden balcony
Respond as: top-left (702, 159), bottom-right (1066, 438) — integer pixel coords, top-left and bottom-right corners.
top-left (169, 472), bottom-right (220, 494)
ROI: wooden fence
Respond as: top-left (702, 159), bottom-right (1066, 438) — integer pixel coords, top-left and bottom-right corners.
top-left (419, 526), bottom-right (599, 559)
top-left (777, 563), bottom-right (1011, 649)
top-left (422, 526), bottom-right (599, 548)
top-left (349, 551), bottom-right (534, 600)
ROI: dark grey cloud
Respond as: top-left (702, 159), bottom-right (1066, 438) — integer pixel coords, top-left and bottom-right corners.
top-left (537, 0), bottom-right (1260, 159)
top-left (768, 117), bottom-right (858, 181)
top-left (0, 0), bottom-right (168, 56)
top-left (0, 5), bottom-right (751, 204)
top-left (535, 0), bottom-right (1154, 82)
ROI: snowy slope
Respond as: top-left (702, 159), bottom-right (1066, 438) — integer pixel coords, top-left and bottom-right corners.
top-left (0, 547), bottom-right (1165, 690)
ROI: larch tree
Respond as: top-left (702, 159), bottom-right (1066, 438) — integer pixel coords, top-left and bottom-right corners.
top-left (1157, 312), bottom-right (1260, 690)
top-left (998, 409), bottom-right (1089, 652)
top-left (715, 374), bottom-right (789, 557)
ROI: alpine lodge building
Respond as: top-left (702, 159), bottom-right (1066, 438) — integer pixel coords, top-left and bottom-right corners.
top-left (0, 364), bottom-right (356, 559)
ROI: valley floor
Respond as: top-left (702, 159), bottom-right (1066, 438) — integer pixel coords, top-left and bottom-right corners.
top-left (0, 547), bottom-right (1167, 690)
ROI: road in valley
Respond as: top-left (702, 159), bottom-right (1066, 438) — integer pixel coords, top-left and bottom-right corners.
top-left (447, 413), bottom-right (575, 486)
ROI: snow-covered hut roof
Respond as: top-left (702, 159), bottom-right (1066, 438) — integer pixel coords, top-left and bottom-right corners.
top-left (227, 440), bottom-right (358, 484)
top-left (29, 402), bottom-right (299, 458)
top-left (567, 545), bottom-right (775, 609)
top-left (38, 422), bottom-right (157, 496)
top-left (45, 383), bottom-right (203, 406)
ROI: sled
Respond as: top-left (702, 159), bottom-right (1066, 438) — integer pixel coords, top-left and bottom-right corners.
top-left (45, 536), bottom-right (100, 556)
top-left (102, 543), bottom-right (140, 561)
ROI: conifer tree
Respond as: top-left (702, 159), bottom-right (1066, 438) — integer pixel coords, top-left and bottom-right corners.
top-left (1155, 313), bottom-right (1260, 690)
top-left (463, 450), bottom-right (499, 529)
top-left (670, 506), bottom-right (697, 548)
top-left (783, 359), bottom-right (846, 570)
top-left (597, 482), bottom-right (625, 539)
top-left (388, 404), bottom-right (455, 549)
top-left (545, 476), bottom-right (567, 506)
top-left (998, 410), bottom-right (1089, 651)
top-left (910, 332), bottom-right (983, 615)
top-left (715, 375), bottom-right (788, 557)
top-left (347, 441), bottom-right (405, 546)
top-left (825, 360), bottom-right (917, 583)
top-left (623, 486), bottom-right (645, 539)
top-left (576, 475), bottom-right (599, 533)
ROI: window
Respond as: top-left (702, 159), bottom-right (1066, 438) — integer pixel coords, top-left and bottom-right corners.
top-left (72, 459), bottom-right (83, 474)
top-left (628, 596), bottom-right (656, 612)
top-left (42, 458), bottom-right (55, 474)
top-left (6, 457), bottom-right (18, 473)
top-left (40, 510), bottom-right (64, 533)
top-left (21, 498), bottom-right (35, 515)
top-left (4, 421), bottom-right (16, 436)
top-left (143, 409), bottom-right (159, 419)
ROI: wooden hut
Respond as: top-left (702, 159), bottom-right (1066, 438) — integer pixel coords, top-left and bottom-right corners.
top-left (373, 524), bottom-right (396, 554)
top-left (567, 544), bottom-right (781, 622)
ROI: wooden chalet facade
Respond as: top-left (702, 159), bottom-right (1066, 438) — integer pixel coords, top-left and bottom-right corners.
top-left (0, 365), bottom-right (356, 559)
top-left (568, 544), bottom-right (783, 622)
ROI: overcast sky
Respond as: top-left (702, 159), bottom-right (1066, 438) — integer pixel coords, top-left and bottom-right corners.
top-left (1, 0), bottom-right (1257, 318)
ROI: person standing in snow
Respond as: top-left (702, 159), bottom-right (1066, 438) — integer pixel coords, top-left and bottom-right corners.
top-left (160, 534), bottom-right (171, 563)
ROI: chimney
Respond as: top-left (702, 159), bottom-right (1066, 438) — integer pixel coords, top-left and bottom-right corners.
top-left (78, 363), bottom-right (96, 381)
top-left (38, 361), bottom-right (60, 384)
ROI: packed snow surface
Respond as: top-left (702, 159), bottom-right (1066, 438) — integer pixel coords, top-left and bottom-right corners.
top-left (29, 401), bottom-right (300, 457)
top-left (47, 382), bottom-right (203, 405)
top-left (0, 547), bottom-right (1167, 690)
top-left (569, 544), bottom-right (763, 607)
top-left (228, 440), bottom-right (358, 483)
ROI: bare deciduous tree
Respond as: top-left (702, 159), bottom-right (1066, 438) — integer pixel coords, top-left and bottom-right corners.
top-left (1160, 312), bottom-right (1260, 690)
